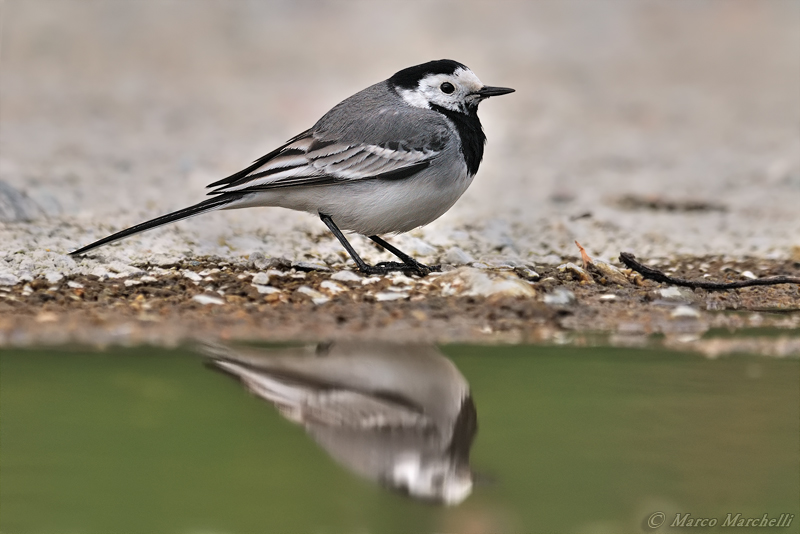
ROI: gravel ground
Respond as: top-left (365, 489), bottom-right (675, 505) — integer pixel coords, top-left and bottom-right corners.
top-left (1, 1), bottom-right (799, 349)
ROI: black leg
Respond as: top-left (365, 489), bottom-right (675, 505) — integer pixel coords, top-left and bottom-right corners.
top-left (369, 235), bottom-right (441, 274)
top-left (319, 213), bottom-right (434, 276)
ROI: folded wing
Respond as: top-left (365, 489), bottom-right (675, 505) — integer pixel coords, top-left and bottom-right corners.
top-left (207, 130), bottom-right (442, 195)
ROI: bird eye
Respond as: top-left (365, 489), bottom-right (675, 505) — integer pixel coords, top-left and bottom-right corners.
top-left (440, 82), bottom-right (455, 94)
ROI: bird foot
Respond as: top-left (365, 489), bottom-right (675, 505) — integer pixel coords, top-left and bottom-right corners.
top-left (359, 261), bottom-right (441, 277)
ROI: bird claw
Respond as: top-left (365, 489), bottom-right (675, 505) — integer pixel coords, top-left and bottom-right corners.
top-left (360, 261), bottom-right (441, 277)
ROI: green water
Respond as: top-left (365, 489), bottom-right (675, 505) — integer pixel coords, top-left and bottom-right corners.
top-left (1, 345), bottom-right (798, 533)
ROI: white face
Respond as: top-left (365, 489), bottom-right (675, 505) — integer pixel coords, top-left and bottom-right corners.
top-left (391, 454), bottom-right (473, 505)
top-left (398, 67), bottom-right (485, 114)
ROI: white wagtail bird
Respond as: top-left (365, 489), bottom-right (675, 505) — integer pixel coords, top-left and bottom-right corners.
top-left (202, 341), bottom-right (477, 505)
top-left (70, 59), bottom-right (514, 275)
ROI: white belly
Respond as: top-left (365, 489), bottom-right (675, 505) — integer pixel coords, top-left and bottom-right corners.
top-left (230, 161), bottom-right (474, 236)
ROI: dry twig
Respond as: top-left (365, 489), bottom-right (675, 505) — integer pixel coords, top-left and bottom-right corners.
top-left (619, 252), bottom-right (800, 291)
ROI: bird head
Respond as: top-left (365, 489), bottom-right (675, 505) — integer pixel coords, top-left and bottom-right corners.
top-left (389, 59), bottom-right (514, 114)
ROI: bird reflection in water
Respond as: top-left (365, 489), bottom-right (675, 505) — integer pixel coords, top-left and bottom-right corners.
top-left (202, 341), bottom-right (477, 505)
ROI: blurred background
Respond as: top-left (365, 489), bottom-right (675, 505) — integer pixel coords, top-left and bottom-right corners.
top-left (1, 0), bottom-right (798, 261)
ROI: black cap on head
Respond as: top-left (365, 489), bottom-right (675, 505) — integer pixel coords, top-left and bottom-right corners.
top-left (389, 59), bottom-right (468, 90)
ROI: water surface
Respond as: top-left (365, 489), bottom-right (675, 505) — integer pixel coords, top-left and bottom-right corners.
top-left (2, 344), bottom-right (798, 533)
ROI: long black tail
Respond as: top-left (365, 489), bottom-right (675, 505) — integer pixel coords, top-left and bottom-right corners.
top-left (69, 194), bottom-right (245, 256)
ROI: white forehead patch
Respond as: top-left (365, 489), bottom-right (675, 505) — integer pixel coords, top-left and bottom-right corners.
top-left (452, 67), bottom-right (483, 89)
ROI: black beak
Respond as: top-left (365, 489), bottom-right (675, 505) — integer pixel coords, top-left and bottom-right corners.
top-left (475, 86), bottom-right (515, 98)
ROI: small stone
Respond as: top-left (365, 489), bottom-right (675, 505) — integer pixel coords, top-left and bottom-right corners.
top-left (44, 272), bottom-right (64, 284)
top-left (588, 260), bottom-right (630, 285)
top-left (331, 270), bottom-right (362, 282)
top-left (253, 284), bottom-right (280, 294)
top-left (108, 261), bottom-right (144, 276)
top-left (441, 268), bottom-right (535, 298)
top-left (251, 272), bottom-right (270, 285)
top-left (389, 273), bottom-right (417, 285)
top-left (515, 267), bottom-right (540, 280)
top-left (599, 294), bottom-right (618, 301)
top-left (0, 273), bottom-right (19, 286)
top-left (557, 262), bottom-right (591, 282)
top-left (192, 294), bottom-right (225, 305)
top-left (671, 305), bottom-right (700, 318)
top-left (375, 292), bottom-right (409, 301)
top-left (386, 285), bottom-right (412, 292)
top-left (361, 276), bottom-right (382, 285)
top-left (140, 276), bottom-right (157, 283)
top-left (320, 280), bottom-right (345, 294)
top-left (296, 285), bottom-right (329, 304)
top-left (67, 281), bottom-right (84, 289)
top-left (741, 271), bottom-right (757, 280)
top-left (293, 261), bottom-right (331, 272)
top-left (658, 286), bottom-right (695, 301)
top-left (252, 254), bottom-right (291, 271)
top-left (544, 288), bottom-right (576, 305)
top-left (183, 270), bottom-right (202, 282)
top-left (124, 279), bottom-right (142, 287)
top-left (90, 266), bottom-right (111, 279)
top-left (444, 247), bottom-right (475, 265)
top-left (444, 247), bottom-right (474, 265)
top-left (249, 251), bottom-right (265, 266)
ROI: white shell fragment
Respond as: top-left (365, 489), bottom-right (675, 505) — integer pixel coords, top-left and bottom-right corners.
top-left (192, 294), bottom-right (225, 305)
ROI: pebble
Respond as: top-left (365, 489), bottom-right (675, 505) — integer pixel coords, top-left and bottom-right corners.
top-left (124, 279), bottom-right (142, 287)
top-left (251, 272), bottom-right (270, 285)
top-left (293, 261), bottom-right (331, 272)
top-left (331, 270), bottom-right (362, 282)
top-left (544, 288), bottom-right (576, 305)
top-left (320, 280), bottom-right (345, 294)
top-left (253, 284), bottom-right (280, 294)
top-left (90, 266), bottom-right (111, 279)
top-left (671, 305), bottom-right (701, 318)
top-left (389, 273), bottom-right (417, 285)
top-left (589, 260), bottom-right (630, 285)
top-left (44, 272), bottom-right (64, 284)
top-left (296, 285), bottom-right (329, 304)
top-left (250, 253), bottom-right (291, 271)
top-left (192, 294), bottom-right (225, 305)
top-left (67, 281), bottom-right (84, 289)
top-left (741, 270), bottom-right (757, 280)
top-left (182, 270), bottom-right (202, 282)
top-left (140, 275), bottom-right (158, 283)
top-left (599, 294), bottom-right (618, 301)
top-left (658, 286), bottom-right (695, 301)
top-left (375, 292), bottom-right (409, 301)
top-left (444, 247), bottom-right (474, 265)
top-left (515, 267), bottom-right (540, 280)
top-left (447, 268), bottom-right (536, 298)
top-left (557, 263), bottom-right (591, 282)
top-left (0, 273), bottom-right (19, 286)
top-left (361, 276), bottom-right (382, 285)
